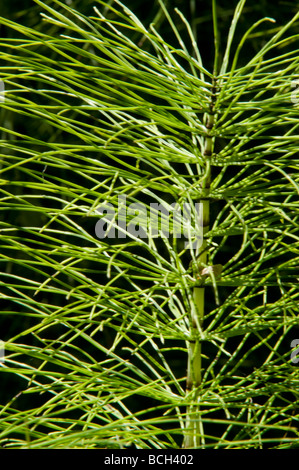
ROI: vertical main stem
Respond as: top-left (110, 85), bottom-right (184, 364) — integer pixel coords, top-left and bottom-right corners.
top-left (183, 80), bottom-right (216, 448)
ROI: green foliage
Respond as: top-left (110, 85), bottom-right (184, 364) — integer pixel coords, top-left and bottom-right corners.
top-left (0, 0), bottom-right (298, 448)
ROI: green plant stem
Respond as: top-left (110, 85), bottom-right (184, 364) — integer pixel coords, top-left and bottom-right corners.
top-left (183, 80), bottom-right (215, 448)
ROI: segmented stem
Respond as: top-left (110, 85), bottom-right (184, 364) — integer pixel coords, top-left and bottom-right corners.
top-left (183, 79), bottom-right (216, 448)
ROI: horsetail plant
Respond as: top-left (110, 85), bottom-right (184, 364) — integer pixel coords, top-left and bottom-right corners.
top-left (0, 0), bottom-right (298, 449)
